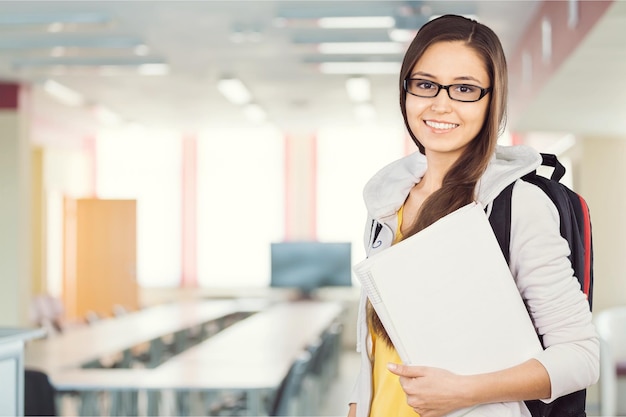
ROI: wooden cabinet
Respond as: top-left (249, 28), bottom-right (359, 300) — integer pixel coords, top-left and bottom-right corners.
top-left (63, 199), bottom-right (138, 321)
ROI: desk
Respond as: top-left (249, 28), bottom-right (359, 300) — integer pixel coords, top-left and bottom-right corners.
top-left (153, 300), bottom-right (343, 414)
top-left (25, 299), bottom-right (254, 374)
top-left (46, 301), bottom-right (343, 416)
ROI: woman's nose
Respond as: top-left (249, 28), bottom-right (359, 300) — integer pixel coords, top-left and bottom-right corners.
top-left (430, 89), bottom-right (453, 113)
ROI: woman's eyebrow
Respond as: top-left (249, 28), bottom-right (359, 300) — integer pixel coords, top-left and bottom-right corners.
top-left (454, 75), bottom-right (483, 83)
top-left (410, 71), bottom-right (435, 78)
top-left (410, 71), bottom-right (484, 84)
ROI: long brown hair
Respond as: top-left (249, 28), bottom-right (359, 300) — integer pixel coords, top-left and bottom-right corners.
top-left (368, 14), bottom-right (509, 347)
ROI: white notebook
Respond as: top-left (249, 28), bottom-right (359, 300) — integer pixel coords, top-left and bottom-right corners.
top-left (353, 202), bottom-right (543, 375)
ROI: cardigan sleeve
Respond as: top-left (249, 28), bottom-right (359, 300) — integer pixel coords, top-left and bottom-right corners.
top-left (508, 180), bottom-right (599, 402)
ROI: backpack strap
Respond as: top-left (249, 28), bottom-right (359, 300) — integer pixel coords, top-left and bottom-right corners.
top-left (488, 181), bottom-right (515, 263)
top-left (537, 153), bottom-right (566, 181)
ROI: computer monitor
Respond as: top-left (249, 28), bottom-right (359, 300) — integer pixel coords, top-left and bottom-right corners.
top-left (270, 241), bottom-right (352, 299)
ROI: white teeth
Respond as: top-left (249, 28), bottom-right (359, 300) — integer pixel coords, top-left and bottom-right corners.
top-left (425, 120), bottom-right (458, 130)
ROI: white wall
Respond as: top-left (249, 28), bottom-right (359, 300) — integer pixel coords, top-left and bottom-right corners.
top-left (575, 137), bottom-right (626, 313)
top-left (0, 111), bottom-right (31, 326)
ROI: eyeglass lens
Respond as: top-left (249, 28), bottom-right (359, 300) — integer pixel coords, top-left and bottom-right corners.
top-left (405, 79), bottom-right (487, 102)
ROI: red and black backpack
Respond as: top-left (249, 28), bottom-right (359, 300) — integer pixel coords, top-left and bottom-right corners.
top-left (489, 152), bottom-right (594, 417)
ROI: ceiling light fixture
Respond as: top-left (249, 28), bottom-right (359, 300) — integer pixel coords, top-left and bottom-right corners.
top-left (0, 34), bottom-right (147, 51)
top-left (137, 63), bottom-right (170, 75)
top-left (317, 16), bottom-right (395, 29)
top-left (345, 77), bottom-right (371, 103)
top-left (50, 46), bottom-right (66, 57)
top-left (319, 62), bottom-right (401, 75)
top-left (318, 42), bottom-right (405, 55)
top-left (242, 103), bottom-right (267, 123)
top-left (354, 103), bottom-right (377, 121)
top-left (97, 66), bottom-right (131, 76)
top-left (47, 22), bottom-right (64, 33)
top-left (217, 77), bottom-right (252, 105)
top-left (428, 14), bottom-right (478, 22)
top-left (134, 44), bottom-right (150, 56)
top-left (42, 79), bottom-right (84, 106)
top-left (92, 104), bottom-right (123, 125)
top-left (388, 29), bottom-right (417, 43)
top-left (0, 12), bottom-right (112, 27)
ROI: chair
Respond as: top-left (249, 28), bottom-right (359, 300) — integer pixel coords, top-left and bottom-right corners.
top-left (112, 304), bottom-right (129, 317)
top-left (84, 310), bottom-right (102, 325)
top-left (83, 311), bottom-right (132, 369)
top-left (594, 306), bottom-right (626, 416)
top-left (24, 369), bottom-right (57, 416)
top-left (269, 350), bottom-right (314, 416)
top-left (29, 294), bottom-right (65, 336)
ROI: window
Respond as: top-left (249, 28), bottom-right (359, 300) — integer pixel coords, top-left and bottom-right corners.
top-left (97, 129), bottom-right (181, 287)
top-left (196, 127), bottom-right (284, 287)
top-left (316, 126), bottom-right (406, 269)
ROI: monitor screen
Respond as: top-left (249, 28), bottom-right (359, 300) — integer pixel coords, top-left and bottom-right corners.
top-left (270, 241), bottom-right (352, 295)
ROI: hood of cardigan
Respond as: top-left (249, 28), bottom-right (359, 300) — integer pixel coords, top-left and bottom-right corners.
top-left (362, 144), bottom-right (543, 220)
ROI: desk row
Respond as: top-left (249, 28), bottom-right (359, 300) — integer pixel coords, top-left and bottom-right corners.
top-left (25, 300), bottom-right (345, 416)
top-left (26, 298), bottom-right (268, 371)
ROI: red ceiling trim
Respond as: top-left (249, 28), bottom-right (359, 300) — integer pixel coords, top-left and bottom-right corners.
top-left (0, 83), bottom-right (19, 109)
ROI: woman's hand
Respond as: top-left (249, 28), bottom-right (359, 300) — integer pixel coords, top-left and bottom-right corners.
top-left (347, 403), bottom-right (356, 417)
top-left (387, 363), bottom-right (471, 417)
top-left (388, 358), bottom-right (552, 417)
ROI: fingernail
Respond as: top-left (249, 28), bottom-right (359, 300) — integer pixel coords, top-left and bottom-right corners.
top-left (386, 363), bottom-right (397, 371)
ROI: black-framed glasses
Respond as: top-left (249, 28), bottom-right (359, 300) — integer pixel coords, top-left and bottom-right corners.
top-left (404, 78), bottom-right (492, 102)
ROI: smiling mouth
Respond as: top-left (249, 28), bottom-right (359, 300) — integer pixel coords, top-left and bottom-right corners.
top-left (425, 120), bottom-right (459, 130)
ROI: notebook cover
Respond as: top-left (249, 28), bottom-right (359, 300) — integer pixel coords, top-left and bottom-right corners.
top-left (353, 202), bottom-right (542, 374)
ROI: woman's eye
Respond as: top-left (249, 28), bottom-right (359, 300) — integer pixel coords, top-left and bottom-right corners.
top-left (417, 81), bottom-right (435, 90)
top-left (456, 84), bottom-right (478, 94)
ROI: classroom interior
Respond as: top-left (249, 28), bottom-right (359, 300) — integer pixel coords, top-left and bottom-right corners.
top-left (1, 1), bottom-right (626, 416)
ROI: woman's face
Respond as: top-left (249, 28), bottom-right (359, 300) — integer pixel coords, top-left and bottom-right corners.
top-left (405, 41), bottom-right (490, 161)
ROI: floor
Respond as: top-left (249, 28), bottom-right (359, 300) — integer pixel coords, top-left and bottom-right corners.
top-left (318, 348), bottom-right (360, 417)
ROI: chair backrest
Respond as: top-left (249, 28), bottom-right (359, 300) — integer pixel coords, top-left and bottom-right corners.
top-left (270, 350), bottom-right (313, 416)
top-left (84, 310), bottom-right (101, 325)
top-left (24, 369), bottom-right (56, 416)
top-left (29, 295), bottom-right (64, 335)
top-left (595, 306), bottom-right (626, 361)
top-left (112, 304), bottom-right (128, 317)
top-left (593, 306), bottom-right (626, 416)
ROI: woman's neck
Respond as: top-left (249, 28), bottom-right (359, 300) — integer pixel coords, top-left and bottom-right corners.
top-left (422, 151), bottom-right (460, 189)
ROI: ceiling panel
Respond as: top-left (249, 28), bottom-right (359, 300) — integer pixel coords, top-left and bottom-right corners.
top-left (0, 1), bottom-right (549, 138)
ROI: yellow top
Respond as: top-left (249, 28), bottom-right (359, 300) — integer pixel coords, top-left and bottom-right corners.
top-left (395, 204), bottom-right (405, 243)
top-left (368, 205), bottom-right (416, 417)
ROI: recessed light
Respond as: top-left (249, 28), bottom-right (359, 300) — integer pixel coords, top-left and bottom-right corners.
top-left (319, 62), bottom-right (401, 75)
top-left (354, 103), bottom-right (377, 121)
top-left (134, 44), bottom-right (150, 56)
top-left (318, 42), bottom-right (405, 55)
top-left (243, 103), bottom-right (267, 123)
top-left (217, 78), bottom-right (252, 105)
top-left (137, 63), bottom-right (169, 75)
top-left (346, 77), bottom-right (371, 103)
top-left (42, 79), bottom-right (84, 106)
top-left (47, 22), bottom-right (64, 33)
top-left (317, 16), bottom-right (395, 29)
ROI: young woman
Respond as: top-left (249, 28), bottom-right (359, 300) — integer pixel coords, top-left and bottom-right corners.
top-left (347, 14), bottom-right (599, 417)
